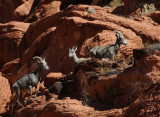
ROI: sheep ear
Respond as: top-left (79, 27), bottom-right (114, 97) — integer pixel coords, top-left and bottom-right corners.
top-left (37, 59), bottom-right (40, 63)
top-left (72, 46), bottom-right (75, 50)
top-left (115, 34), bottom-right (119, 38)
top-left (73, 46), bottom-right (77, 51)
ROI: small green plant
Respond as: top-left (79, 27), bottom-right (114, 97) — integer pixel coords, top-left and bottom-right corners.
top-left (143, 40), bottom-right (151, 48)
top-left (129, 16), bottom-right (135, 20)
top-left (81, 89), bottom-right (89, 106)
top-left (137, 41), bottom-right (148, 48)
top-left (153, 70), bottom-right (160, 75)
top-left (137, 40), bottom-right (160, 50)
top-left (147, 43), bottom-right (160, 50)
top-left (109, 0), bottom-right (123, 7)
top-left (98, 63), bottom-right (106, 73)
top-left (140, 3), bottom-right (157, 16)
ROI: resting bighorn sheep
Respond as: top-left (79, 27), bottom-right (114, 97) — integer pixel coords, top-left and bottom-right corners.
top-left (90, 30), bottom-right (128, 60)
top-left (12, 56), bottom-right (49, 116)
top-left (69, 46), bottom-right (91, 64)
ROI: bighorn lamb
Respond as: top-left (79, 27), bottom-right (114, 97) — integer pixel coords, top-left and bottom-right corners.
top-left (90, 30), bottom-right (128, 60)
top-left (12, 56), bottom-right (49, 116)
top-left (69, 46), bottom-right (91, 64)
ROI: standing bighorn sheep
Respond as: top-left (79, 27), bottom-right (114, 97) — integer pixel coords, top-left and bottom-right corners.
top-left (69, 46), bottom-right (91, 64)
top-left (12, 56), bottom-right (49, 116)
top-left (90, 30), bottom-right (128, 60)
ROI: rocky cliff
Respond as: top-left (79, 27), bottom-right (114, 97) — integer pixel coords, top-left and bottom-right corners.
top-left (0, 0), bottom-right (160, 117)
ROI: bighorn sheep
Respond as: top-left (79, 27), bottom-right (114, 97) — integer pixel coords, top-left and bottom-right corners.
top-left (69, 46), bottom-right (91, 64)
top-left (90, 30), bottom-right (128, 60)
top-left (12, 56), bottom-right (49, 116)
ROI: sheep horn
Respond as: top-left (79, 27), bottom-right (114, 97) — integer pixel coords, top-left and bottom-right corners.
top-left (114, 30), bottom-right (123, 36)
top-left (33, 56), bottom-right (43, 62)
top-left (72, 46), bottom-right (77, 50)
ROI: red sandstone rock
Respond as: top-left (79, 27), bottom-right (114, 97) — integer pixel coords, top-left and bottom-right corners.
top-left (17, 4), bottom-right (160, 76)
top-left (124, 0), bottom-right (160, 15)
top-left (71, 59), bottom-right (153, 108)
top-left (0, 75), bottom-right (11, 114)
top-left (14, 94), bottom-right (122, 117)
top-left (134, 48), bottom-right (160, 82)
top-left (0, 21), bottom-right (30, 67)
top-left (0, 58), bottom-right (20, 85)
top-left (0, 0), bottom-right (34, 23)
top-left (124, 82), bottom-right (160, 117)
top-left (15, 95), bottom-right (94, 117)
top-left (25, 0), bottom-right (61, 23)
top-left (4, 4), bottom-right (160, 94)
top-left (147, 11), bottom-right (160, 24)
top-left (123, 0), bottom-right (139, 15)
top-left (1, 58), bottom-right (20, 73)
top-left (91, 0), bottom-right (109, 6)
top-left (44, 72), bottom-right (63, 87)
top-left (1, 1), bottom-right (160, 117)
top-left (14, 0), bottom-right (34, 21)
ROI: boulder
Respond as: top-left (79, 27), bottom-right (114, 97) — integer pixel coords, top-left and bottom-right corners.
top-left (70, 58), bottom-right (152, 108)
top-left (19, 4), bottom-right (150, 74)
top-left (15, 94), bottom-right (122, 117)
top-left (133, 45), bottom-right (160, 82)
top-left (124, 0), bottom-right (160, 15)
top-left (0, 21), bottom-right (30, 67)
top-left (124, 82), bottom-right (160, 117)
top-left (1, 1), bottom-right (160, 117)
top-left (25, 0), bottom-right (61, 23)
top-left (0, 75), bottom-right (11, 114)
top-left (44, 72), bottom-right (63, 87)
top-left (9, 4), bottom-right (160, 85)
top-left (0, 0), bottom-right (34, 23)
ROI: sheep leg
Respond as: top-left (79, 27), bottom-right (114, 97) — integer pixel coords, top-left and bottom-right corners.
top-left (11, 103), bottom-right (16, 117)
top-left (111, 54), bottom-right (116, 61)
top-left (91, 53), bottom-right (95, 58)
top-left (11, 101), bottom-right (17, 117)
top-left (90, 51), bottom-right (96, 58)
top-left (15, 86), bottom-right (24, 107)
top-left (12, 87), bottom-right (24, 117)
top-left (34, 85), bottom-right (38, 98)
top-left (12, 101), bottom-right (23, 117)
top-left (24, 85), bottom-right (32, 106)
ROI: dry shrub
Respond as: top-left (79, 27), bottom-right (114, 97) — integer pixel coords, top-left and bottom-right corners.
top-left (109, 0), bottom-right (123, 7)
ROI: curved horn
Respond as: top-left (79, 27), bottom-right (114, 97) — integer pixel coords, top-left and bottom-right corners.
top-left (33, 56), bottom-right (43, 62)
top-left (72, 46), bottom-right (77, 50)
top-left (114, 30), bottom-right (123, 35)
